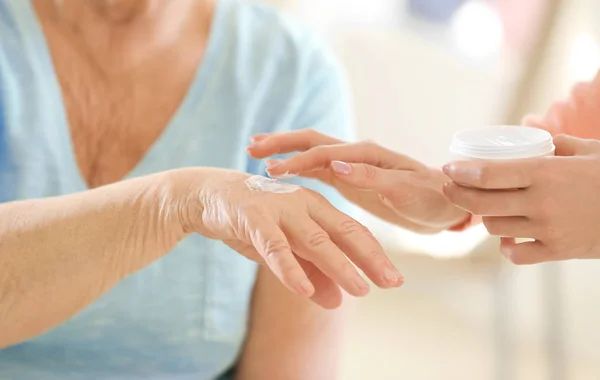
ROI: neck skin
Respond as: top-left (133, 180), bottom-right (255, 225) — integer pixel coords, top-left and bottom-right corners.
top-left (33, 0), bottom-right (214, 74)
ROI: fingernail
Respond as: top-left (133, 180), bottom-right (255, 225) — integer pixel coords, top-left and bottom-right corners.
top-left (331, 160), bottom-right (351, 175)
top-left (383, 266), bottom-right (403, 286)
top-left (266, 159), bottom-right (282, 169)
top-left (442, 164), bottom-right (451, 175)
top-left (251, 134), bottom-right (269, 143)
top-left (299, 278), bottom-right (315, 296)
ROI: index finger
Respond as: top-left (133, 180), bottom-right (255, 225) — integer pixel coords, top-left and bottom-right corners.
top-left (267, 141), bottom-right (426, 177)
top-left (247, 129), bottom-right (343, 159)
top-left (442, 160), bottom-right (537, 189)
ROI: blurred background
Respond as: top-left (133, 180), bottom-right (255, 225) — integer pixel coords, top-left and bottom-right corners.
top-left (264, 0), bottom-right (600, 379)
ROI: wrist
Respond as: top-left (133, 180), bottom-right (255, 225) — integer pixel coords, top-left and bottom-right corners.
top-left (158, 168), bottom-right (208, 237)
top-left (163, 167), bottom-right (248, 238)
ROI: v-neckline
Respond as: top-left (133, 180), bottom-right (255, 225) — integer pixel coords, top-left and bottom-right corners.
top-left (14, 0), bottom-right (227, 192)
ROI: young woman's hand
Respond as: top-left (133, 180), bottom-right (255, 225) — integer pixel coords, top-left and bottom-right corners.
top-left (443, 135), bottom-right (600, 264)
top-left (247, 131), bottom-right (469, 233)
top-left (523, 70), bottom-right (600, 139)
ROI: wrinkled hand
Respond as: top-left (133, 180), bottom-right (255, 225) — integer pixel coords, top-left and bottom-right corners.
top-left (443, 135), bottom-right (600, 265)
top-left (180, 168), bottom-right (403, 309)
top-left (247, 130), bottom-right (469, 233)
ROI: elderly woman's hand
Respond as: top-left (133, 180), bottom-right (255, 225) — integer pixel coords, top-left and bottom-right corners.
top-left (178, 168), bottom-right (403, 309)
top-left (247, 130), bottom-right (469, 233)
top-left (442, 135), bottom-right (600, 265)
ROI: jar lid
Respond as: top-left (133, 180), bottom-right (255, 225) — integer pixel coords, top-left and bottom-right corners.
top-left (450, 125), bottom-right (555, 160)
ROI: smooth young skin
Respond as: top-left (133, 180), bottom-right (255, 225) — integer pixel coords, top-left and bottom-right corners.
top-left (444, 69), bottom-right (600, 265)
top-left (248, 130), bottom-right (470, 233)
top-left (523, 71), bottom-right (600, 140)
top-left (442, 135), bottom-right (600, 264)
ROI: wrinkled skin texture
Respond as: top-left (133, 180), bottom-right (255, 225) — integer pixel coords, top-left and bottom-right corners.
top-left (247, 130), bottom-right (469, 234)
top-left (184, 169), bottom-right (403, 309)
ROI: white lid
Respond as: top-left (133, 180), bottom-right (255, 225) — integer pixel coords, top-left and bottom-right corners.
top-left (450, 125), bottom-right (555, 160)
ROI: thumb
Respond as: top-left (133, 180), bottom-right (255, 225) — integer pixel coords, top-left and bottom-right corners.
top-left (330, 160), bottom-right (405, 192)
top-left (553, 134), bottom-right (600, 156)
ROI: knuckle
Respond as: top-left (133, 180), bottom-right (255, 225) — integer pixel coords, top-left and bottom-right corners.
top-left (364, 249), bottom-right (380, 260)
top-left (358, 139), bottom-right (376, 147)
top-left (311, 145), bottom-right (329, 156)
top-left (305, 129), bottom-right (320, 139)
top-left (338, 218), bottom-right (365, 235)
top-left (242, 204), bottom-right (269, 221)
top-left (363, 164), bottom-right (378, 182)
top-left (307, 231), bottom-right (332, 248)
top-left (264, 239), bottom-right (290, 258)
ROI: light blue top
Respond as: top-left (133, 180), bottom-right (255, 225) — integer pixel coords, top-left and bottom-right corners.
top-left (0, 0), bottom-right (355, 379)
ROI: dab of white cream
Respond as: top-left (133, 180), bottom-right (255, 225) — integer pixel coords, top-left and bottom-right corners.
top-left (245, 175), bottom-right (301, 194)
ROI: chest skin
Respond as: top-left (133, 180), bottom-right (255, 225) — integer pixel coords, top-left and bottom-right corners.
top-left (33, 5), bottom-right (208, 188)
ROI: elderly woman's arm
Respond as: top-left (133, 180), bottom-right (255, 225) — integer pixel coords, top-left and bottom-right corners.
top-left (0, 167), bottom-right (397, 349)
top-left (0, 171), bottom-right (187, 348)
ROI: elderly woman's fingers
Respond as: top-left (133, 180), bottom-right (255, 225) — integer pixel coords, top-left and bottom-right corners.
top-left (284, 216), bottom-right (371, 297)
top-left (247, 218), bottom-right (315, 297)
top-left (298, 258), bottom-right (344, 309)
top-left (226, 235), bottom-right (345, 309)
top-left (310, 203), bottom-right (403, 288)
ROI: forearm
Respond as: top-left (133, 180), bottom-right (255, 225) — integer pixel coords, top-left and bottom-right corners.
top-left (0, 170), bottom-right (192, 348)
